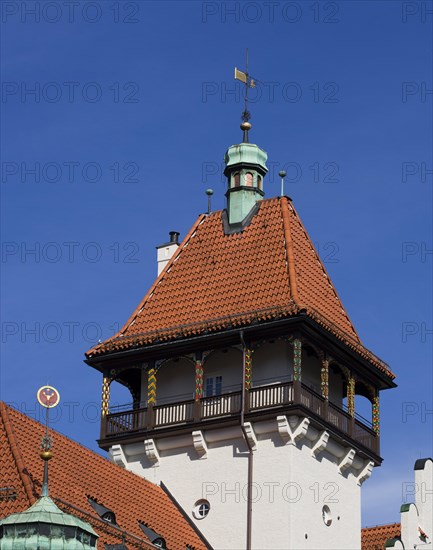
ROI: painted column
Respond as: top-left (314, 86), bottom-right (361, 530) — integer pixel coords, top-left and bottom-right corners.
top-left (147, 367), bottom-right (157, 405)
top-left (320, 358), bottom-right (329, 400)
top-left (101, 375), bottom-right (111, 417)
top-left (372, 391), bottom-right (380, 435)
top-left (100, 374), bottom-right (111, 439)
top-left (293, 339), bottom-right (302, 381)
top-left (293, 338), bottom-right (302, 402)
top-left (195, 357), bottom-right (204, 401)
top-left (146, 362), bottom-right (156, 429)
top-left (194, 353), bottom-right (204, 422)
top-left (320, 357), bottom-right (329, 419)
top-left (347, 375), bottom-right (355, 418)
top-left (243, 347), bottom-right (254, 413)
top-left (245, 348), bottom-right (253, 390)
top-left (346, 374), bottom-right (356, 438)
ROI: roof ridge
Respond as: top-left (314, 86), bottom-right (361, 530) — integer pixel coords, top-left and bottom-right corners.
top-left (362, 522), bottom-right (401, 530)
top-left (0, 401), bottom-right (37, 505)
top-left (280, 196), bottom-right (300, 304)
top-left (288, 201), bottom-right (360, 342)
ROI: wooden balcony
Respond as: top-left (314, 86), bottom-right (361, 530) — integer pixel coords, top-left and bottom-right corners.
top-left (99, 381), bottom-right (379, 460)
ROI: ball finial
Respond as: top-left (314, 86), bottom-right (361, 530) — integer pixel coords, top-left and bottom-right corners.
top-left (279, 170), bottom-right (287, 178)
top-left (40, 450), bottom-right (53, 461)
top-left (240, 121), bottom-right (252, 132)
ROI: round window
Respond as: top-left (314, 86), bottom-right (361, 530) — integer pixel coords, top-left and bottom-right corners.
top-left (193, 500), bottom-right (210, 520)
top-left (322, 505), bottom-right (332, 526)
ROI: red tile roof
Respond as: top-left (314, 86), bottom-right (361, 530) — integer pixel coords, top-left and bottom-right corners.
top-left (0, 402), bottom-right (207, 549)
top-left (87, 197), bottom-right (393, 378)
top-left (362, 523), bottom-right (401, 549)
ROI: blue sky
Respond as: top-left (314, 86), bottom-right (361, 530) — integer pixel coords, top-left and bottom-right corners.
top-left (1, 0), bottom-right (432, 529)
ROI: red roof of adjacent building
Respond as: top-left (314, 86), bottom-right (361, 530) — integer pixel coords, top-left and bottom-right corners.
top-left (361, 523), bottom-right (401, 549)
top-left (0, 402), bottom-right (207, 549)
top-left (87, 197), bottom-right (393, 378)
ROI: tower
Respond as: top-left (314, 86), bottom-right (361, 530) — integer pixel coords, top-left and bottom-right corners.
top-left (85, 98), bottom-right (396, 550)
top-left (224, 124), bottom-right (268, 225)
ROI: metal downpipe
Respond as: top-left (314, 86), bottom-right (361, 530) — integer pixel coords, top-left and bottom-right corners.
top-left (240, 330), bottom-right (253, 550)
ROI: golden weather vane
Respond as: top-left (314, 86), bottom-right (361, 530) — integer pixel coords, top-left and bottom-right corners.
top-left (234, 48), bottom-right (257, 143)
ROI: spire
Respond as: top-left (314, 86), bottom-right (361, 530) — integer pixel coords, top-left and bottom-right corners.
top-left (234, 48), bottom-right (256, 144)
top-left (40, 433), bottom-right (53, 497)
top-left (0, 387), bottom-right (98, 549)
top-left (36, 385), bottom-right (60, 497)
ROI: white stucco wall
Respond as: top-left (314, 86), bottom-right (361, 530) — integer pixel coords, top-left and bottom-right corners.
top-left (301, 352), bottom-right (321, 394)
top-left (204, 348), bottom-right (243, 392)
top-left (252, 340), bottom-right (293, 385)
top-left (140, 358), bottom-right (196, 405)
top-left (115, 415), bottom-right (369, 550)
top-left (415, 459), bottom-right (432, 541)
top-left (252, 432), bottom-right (362, 550)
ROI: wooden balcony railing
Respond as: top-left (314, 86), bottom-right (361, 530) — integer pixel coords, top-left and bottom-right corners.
top-left (201, 392), bottom-right (242, 418)
top-left (102, 381), bottom-right (379, 456)
top-left (249, 382), bottom-right (293, 410)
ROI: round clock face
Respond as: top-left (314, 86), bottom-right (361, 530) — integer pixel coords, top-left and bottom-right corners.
top-left (37, 386), bottom-right (60, 408)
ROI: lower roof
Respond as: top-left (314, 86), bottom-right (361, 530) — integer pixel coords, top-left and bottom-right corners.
top-left (361, 523), bottom-right (401, 549)
top-left (0, 402), bottom-right (207, 549)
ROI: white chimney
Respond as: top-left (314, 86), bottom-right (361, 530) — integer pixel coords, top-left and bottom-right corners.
top-left (156, 231), bottom-right (180, 275)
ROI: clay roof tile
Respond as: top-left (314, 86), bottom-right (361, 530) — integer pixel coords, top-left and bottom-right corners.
top-left (87, 198), bottom-right (393, 378)
top-left (0, 402), bottom-right (207, 550)
top-left (361, 523), bottom-right (401, 549)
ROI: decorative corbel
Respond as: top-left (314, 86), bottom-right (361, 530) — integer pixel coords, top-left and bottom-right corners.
top-left (277, 415), bottom-right (310, 445)
top-left (339, 448), bottom-right (355, 473)
top-left (356, 460), bottom-right (374, 485)
top-left (109, 444), bottom-right (127, 468)
top-left (311, 430), bottom-right (329, 457)
top-left (192, 430), bottom-right (208, 458)
top-left (144, 439), bottom-right (160, 465)
top-left (243, 422), bottom-right (257, 451)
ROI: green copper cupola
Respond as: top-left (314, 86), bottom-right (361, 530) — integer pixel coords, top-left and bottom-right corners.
top-left (224, 122), bottom-right (268, 225)
top-left (0, 496), bottom-right (98, 549)
top-left (0, 421), bottom-right (98, 550)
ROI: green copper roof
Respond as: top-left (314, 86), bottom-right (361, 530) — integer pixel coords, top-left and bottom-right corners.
top-left (0, 496), bottom-right (98, 549)
top-left (399, 503), bottom-right (412, 513)
top-left (224, 142), bottom-right (268, 173)
top-left (1, 496), bottom-right (96, 533)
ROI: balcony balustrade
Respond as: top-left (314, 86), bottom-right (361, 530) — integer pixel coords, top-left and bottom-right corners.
top-left (101, 381), bottom-right (378, 456)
